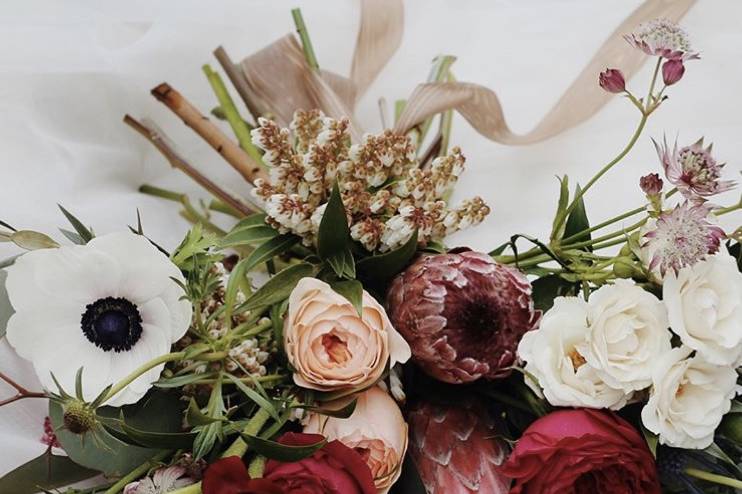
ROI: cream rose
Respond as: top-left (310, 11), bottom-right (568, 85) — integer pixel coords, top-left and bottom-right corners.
top-left (641, 346), bottom-right (737, 449)
top-left (663, 252), bottom-right (742, 365)
top-left (578, 279), bottom-right (672, 392)
top-left (304, 386), bottom-right (408, 492)
top-left (285, 278), bottom-right (411, 391)
top-left (518, 297), bottom-right (630, 410)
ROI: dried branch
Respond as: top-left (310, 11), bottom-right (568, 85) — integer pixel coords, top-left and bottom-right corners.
top-left (0, 371), bottom-right (46, 407)
top-left (150, 83), bottom-right (268, 186)
top-left (213, 45), bottom-right (263, 123)
top-left (123, 114), bottom-right (255, 216)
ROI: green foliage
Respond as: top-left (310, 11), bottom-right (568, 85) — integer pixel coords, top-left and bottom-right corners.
top-left (564, 184), bottom-right (591, 247)
top-left (239, 433), bottom-right (326, 462)
top-left (295, 397), bottom-right (358, 419)
top-left (317, 182), bottom-right (355, 278)
top-left (550, 175), bottom-right (570, 242)
top-left (329, 279), bottom-right (363, 316)
top-left (0, 451), bottom-right (98, 493)
top-left (240, 262), bottom-right (316, 311)
top-left (49, 390), bottom-right (183, 477)
top-left (58, 204), bottom-right (94, 243)
top-left (219, 224), bottom-right (278, 249)
top-left (356, 230), bottom-right (418, 282)
top-left (531, 274), bottom-right (579, 312)
top-left (241, 234), bottom-right (300, 272)
top-left (0, 269), bottom-right (12, 339)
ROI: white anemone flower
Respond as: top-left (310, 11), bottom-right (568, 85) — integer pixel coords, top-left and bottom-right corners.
top-left (5, 232), bottom-right (192, 406)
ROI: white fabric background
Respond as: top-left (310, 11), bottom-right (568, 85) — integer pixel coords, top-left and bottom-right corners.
top-left (1, 0), bottom-right (740, 477)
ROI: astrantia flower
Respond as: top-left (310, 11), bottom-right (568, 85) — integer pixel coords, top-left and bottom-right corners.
top-left (386, 251), bottom-right (541, 384)
top-left (653, 136), bottom-right (736, 200)
top-left (640, 201), bottom-right (725, 278)
top-left (624, 18), bottom-right (699, 60)
top-left (5, 232), bottom-right (192, 406)
top-left (124, 465), bottom-right (195, 494)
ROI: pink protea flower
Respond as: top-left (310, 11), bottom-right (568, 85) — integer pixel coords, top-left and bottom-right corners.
top-left (386, 251), bottom-right (541, 384)
top-left (408, 400), bottom-right (510, 494)
top-left (599, 68), bottom-right (626, 93)
top-left (653, 136), bottom-right (736, 200)
top-left (624, 18), bottom-right (699, 60)
top-left (641, 202), bottom-right (725, 277)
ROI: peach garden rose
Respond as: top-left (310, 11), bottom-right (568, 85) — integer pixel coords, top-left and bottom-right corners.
top-left (284, 278), bottom-right (411, 391)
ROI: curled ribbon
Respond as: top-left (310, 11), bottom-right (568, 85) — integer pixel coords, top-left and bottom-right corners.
top-left (216, 0), bottom-right (695, 144)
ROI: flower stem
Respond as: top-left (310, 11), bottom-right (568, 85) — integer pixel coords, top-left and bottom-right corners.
top-left (685, 468), bottom-right (742, 489)
top-left (291, 8), bottom-right (319, 70)
top-left (0, 371), bottom-right (46, 407)
top-left (102, 352), bottom-right (185, 405)
top-left (248, 455), bottom-right (267, 478)
top-left (645, 58), bottom-right (663, 112)
top-left (222, 407), bottom-right (272, 458)
top-left (202, 64), bottom-right (264, 165)
top-left (103, 450), bottom-right (170, 494)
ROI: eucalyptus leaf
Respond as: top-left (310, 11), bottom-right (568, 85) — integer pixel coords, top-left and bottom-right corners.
top-left (317, 182), bottom-right (351, 262)
top-left (0, 269), bottom-right (13, 339)
top-left (239, 433), bottom-right (326, 462)
top-left (330, 279), bottom-right (363, 316)
top-left (58, 204), bottom-right (94, 243)
top-left (0, 451), bottom-right (98, 493)
top-left (49, 389), bottom-right (183, 476)
top-left (10, 230), bottom-right (59, 250)
top-left (219, 225), bottom-right (278, 249)
top-left (241, 262), bottom-right (315, 311)
top-left (356, 230), bottom-right (418, 281)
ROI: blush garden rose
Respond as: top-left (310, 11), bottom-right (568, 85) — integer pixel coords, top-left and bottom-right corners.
top-left (284, 277), bottom-right (410, 391)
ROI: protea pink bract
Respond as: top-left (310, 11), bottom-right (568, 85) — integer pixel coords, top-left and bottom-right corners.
top-left (386, 251), bottom-right (540, 384)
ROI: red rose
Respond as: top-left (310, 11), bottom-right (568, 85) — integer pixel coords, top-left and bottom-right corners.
top-left (203, 432), bottom-right (376, 494)
top-left (501, 409), bottom-right (661, 494)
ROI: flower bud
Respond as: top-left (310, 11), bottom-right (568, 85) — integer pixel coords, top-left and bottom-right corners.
top-left (62, 399), bottom-right (97, 435)
top-left (662, 59), bottom-right (685, 86)
top-left (599, 69), bottom-right (626, 93)
top-left (639, 173), bottom-right (663, 196)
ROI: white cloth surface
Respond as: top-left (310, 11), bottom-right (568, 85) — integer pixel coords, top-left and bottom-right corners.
top-left (0, 0), bottom-right (740, 477)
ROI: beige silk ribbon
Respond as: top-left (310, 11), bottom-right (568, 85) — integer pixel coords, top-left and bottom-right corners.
top-left (226, 0), bottom-right (695, 144)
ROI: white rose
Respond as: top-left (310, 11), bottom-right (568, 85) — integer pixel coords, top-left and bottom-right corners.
top-left (578, 279), bottom-right (672, 392)
top-left (641, 346), bottom-right (737, 449)
top-left (518, 297), bottom-right (630, 410)
top-left (663, 252), bottom-right (742, 365)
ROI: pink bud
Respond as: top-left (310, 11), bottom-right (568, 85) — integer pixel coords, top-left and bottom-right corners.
top-left (640, 173), bottom-right (663, 196)
top-left (599, 69), bottom-right (626, 93)
top-left (662, 59), bottom-right (685, 86)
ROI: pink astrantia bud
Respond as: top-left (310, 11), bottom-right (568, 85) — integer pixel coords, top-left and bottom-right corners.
top-left (41, 416), bottom-right (61, 449)
top-left (662, 59), bottom-right (685, 86)
top-left (599, 69), bottom-right (626, 93)
top-left (640, 173), bottom-right (664, 196)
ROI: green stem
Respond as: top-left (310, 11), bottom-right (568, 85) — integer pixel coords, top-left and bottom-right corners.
top-left (180, 197), bottom-right (226, 236)
top-left (139, 184), bottom-right (184, 202)
top-left (685, 468), bottom-right (742, 489)
top-left (103, 352), bottom-right (185, 404)
top-left (202, 65), bottom-right (263, 165)
top-left (715, 201), bottom-right (742, 216)
top-left (103, 450), bottom-right (170, 494)
top-left (199, 374), bottom-right (284, 385)
top-left (562, 206), bottom-right (645, 244)
top-left (291, 8), bottom-right (319, 70)
top-left (645, 57), bottom-right (662, 112)
top-left (222, 407), bottom-right (272, 458)
top-left (248, 455), bottom-right (267, 478)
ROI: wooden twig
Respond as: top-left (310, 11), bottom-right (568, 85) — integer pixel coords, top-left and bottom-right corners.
top-left (150, 83), bottom-right (268, 185)
top-left (213, 45), bottom-right (262, 124)
top-left (123, 114), bottom-right (255, 216)
top-left (0, 371), bottom-right (46, 407)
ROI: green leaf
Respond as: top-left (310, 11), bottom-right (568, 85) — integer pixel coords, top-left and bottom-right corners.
top-left (226, 374), bottom-right (280, 421)
top-left (9, 230), bottom-right (59, 250)
top-left (0, 269), bottom-right (13, 339)
top-left (703, 442), bottom-right (742, 477)
top-left (193, 421), bottom-right (223, 460)
top-left (242, 234), bottom-right (300, 272)
top-left (330, 279), bottom-right (363, 316)
top-left (58, 204), bottom-right (94, 243)
top-left (317, 182), bottom-right (351, 262)
top-left (531, 274), bottom-right (578, 312)
top-left (489, 241), bottom-right (509, 256)
top-left (295, 398), bottom-right (358, 419)
top-left (719, 411), bottom-right (742, 443)
top-left (59, 228), bottom-right (85, 245)
top-left (49, 389), bottom-right (183, 477)
top-left (640, 424), bottom-right (658, 458)
top-left (155, 372), bottom-right (215, 388)
top-left (241, 262), bottom-right (316, 311)
top-left (239, 433), bottom-right (326, 462)
top-left (186, 398), bottom-right (225, 427)
top-left (550, 175), bottom-right (569, 242)
top-left (101, 417), bottom-right (198, 450)
top-left (326, 247), bottom-right (355, 279)
top-left (564, 184), bottom-right (591, 247)
top-left (235, 213), bottom-right (269, 228)
top-left (356, 230), bottom-right (418, 281)
top-left (219, 225), bottom-right (278, 249)
top-left (0, 452), bottom-right (98, 493)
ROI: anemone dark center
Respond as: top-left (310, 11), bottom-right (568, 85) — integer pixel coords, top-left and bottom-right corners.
top-left (81, 297), bottom-right (142, 352)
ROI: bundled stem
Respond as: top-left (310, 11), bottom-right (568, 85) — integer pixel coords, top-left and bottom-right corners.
top-left (150, 83), bottom-right (268, 185)
top-left (123, 116), bottom-right (254, 216)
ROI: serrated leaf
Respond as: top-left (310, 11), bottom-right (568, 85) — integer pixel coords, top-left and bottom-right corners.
top-left (330, 279), bottom-right (363, 316)
top-left (226, 374), bottom-right (280, 421)
top-left (239, 433), bottom-right (326, 462)
top-left (0, 451), bottom-right (98, 493)
top-left (317, 182), bottom-right (351, 261)
top-left (10, 230), bottom-right (59, 250)
top-left (219, 225), bottom-right (278, 249)
top-left (242, 234), bottom-right (300, 273)
top-left (58, 204), bottom-right (94, 243)
top-left (0, 269), bottom-right (13, 339)
top-left (356, 230), bottom-right (418, 281)
top-left (241, 262), bottom-right (315, 311)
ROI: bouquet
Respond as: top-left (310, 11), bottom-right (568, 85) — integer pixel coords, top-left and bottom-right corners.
top-left (0, 3), bottom-right (740, 494)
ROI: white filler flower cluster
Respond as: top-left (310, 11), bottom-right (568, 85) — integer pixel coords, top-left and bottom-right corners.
top-left (251, 110), bottom-right (489, 252)
top-left (519, 252), bottom-right (741, 449)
